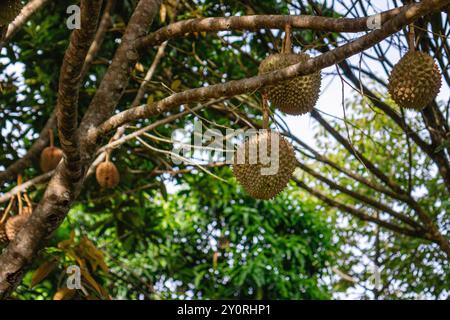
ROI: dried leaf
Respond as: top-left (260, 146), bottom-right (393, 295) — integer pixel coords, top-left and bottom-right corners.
top-left (53, 288), bottom-right (76, 300)
top-left (58, 230), bottom-right (75, 249)
top-left (79, 237), bottom-right (109, 273)
top-left (81, 267), bottom-right (102, 297)
top-left (31, 259), bottom-right (58, 288)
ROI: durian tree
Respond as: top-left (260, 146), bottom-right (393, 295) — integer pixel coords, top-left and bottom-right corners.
top-left (0, 0), bottom-right (449, 299)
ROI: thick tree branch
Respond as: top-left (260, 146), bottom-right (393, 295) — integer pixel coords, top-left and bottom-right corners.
top-left (80, 0), bottom-right (164, 156)
top-left (137, 6), bottom-right (410, 48)
top-left (56, 0), bottom-right (103, 182)
top-left (80, 0), bottom-right (116, 79)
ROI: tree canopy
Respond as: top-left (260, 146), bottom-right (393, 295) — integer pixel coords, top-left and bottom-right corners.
top-left (0, 0), bottom-right (449, 300)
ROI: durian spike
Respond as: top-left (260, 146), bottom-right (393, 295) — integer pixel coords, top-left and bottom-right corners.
top-left (262, 96), bottom-right (269, 130)
top-left (17, 175), bottom-right (23, 216)
top-left (0, 196), bottom-right (15, 224)
top-left (408, 23), bottom-right (415, 52)
top-left (282, 24), bottom-right (292, 54)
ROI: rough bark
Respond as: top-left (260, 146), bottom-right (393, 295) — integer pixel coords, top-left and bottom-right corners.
top-left (56, 0), bottom-right (103, 182)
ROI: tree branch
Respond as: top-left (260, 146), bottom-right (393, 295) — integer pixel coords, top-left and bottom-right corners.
top-left (137, 6), bottom-right (410, 48)
top-left (56, 0), bottom-right (103, 182)
top-left (94, 0), bottom-right (448, 139)
top-left (80, 0), bottom-right (164, 156)
top-left (296, 161), bottom-right (423, 230)
top-left (294, 178), bottom-right (427, 239)
top-left (79, 0), bottom-right (116, 79)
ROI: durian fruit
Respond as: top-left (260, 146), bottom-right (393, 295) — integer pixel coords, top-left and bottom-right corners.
top-left (232, 130), bottom-right (297, 200)
top-left (40, 146), bottom-right (64, 172)
top-left (388, 51), bottom-right (441, 110)
top-left (96, 160), bottom-right (120, 188)
top-left (5, 214), bottom-right (28, 241)
top-left (258, 53), bottom-right (321, 115)
top-left (0, 223), bottom-right (9, 244)
top-left (0, 0), bottom-right (23, 26)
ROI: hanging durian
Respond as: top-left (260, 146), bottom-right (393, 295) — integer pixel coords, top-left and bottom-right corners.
top-left (96, 152), bottom-right (120, 188)
top-left (0, 223), bottom-right (8, 244)
top-left (0, 196), bottom-right (15, 244)
top-left (5, 214), bottom-right (28, 241)
top-left (40, 130), bottom-right (64, 172)
top-left (232, 98), bottom-right (297, 200)
top-left (388, 24), bottom-right (441, 111)
top-left (258, 24), bottom-right (321, 115)
top-left (5, 176), bottom-right (33, 241)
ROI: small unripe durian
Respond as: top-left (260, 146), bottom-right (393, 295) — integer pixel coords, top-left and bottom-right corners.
top-left (0, 223), bottom-right (8, 244)
top-left (233, 131), bottom-right (297, 200)
top-left (5, 215), bottom-right (28, 241)
top-left (40, 146), bottom-right (63, 172)
top-left (96, 161), bottom-right (120, 188)
top-left (388, 51), bottom-right (441, 110)
top-left (0, 0), bottom-right (23, 26)
top-left (258, 53), bottom-right (321, 115)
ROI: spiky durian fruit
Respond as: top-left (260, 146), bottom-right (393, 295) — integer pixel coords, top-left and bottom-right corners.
top-left (233, 131), bottom-right (297, 200)
top-left (96, 161), bottom-right (120, 188)
top-left (5, 215), bottom-right (28, 241)
top-left (388, 51), bottom-right (441, 110)
top-left (40, 146), bottom-right (64, 172)
top-left (0, 223), bottom-right (9, 244)
top-left (0, 0), bottom-right (23, 26)
top-left (258, 53), bottom-right (321, 115)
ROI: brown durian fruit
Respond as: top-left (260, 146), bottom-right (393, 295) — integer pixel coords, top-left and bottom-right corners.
top-left (233, 130), bottom-right (297, 200)
top-left (258, 53), bottom-right (321, 115)
top-left (388, 51), bottom-right (441, 110)
top-left (40, 146), bottom-right (64, 172)
top-left (0, 223), bottom-right (9, 244)
top-left (0, 0), bottom-right (23, 26)
top-left (5, 215), bottom-right (28, 241)
top-left (96, 161), bottom-right (120, 188)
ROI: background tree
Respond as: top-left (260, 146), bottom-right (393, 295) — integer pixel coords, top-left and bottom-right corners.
top-left (0, 0), bottom-right (448, 299)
